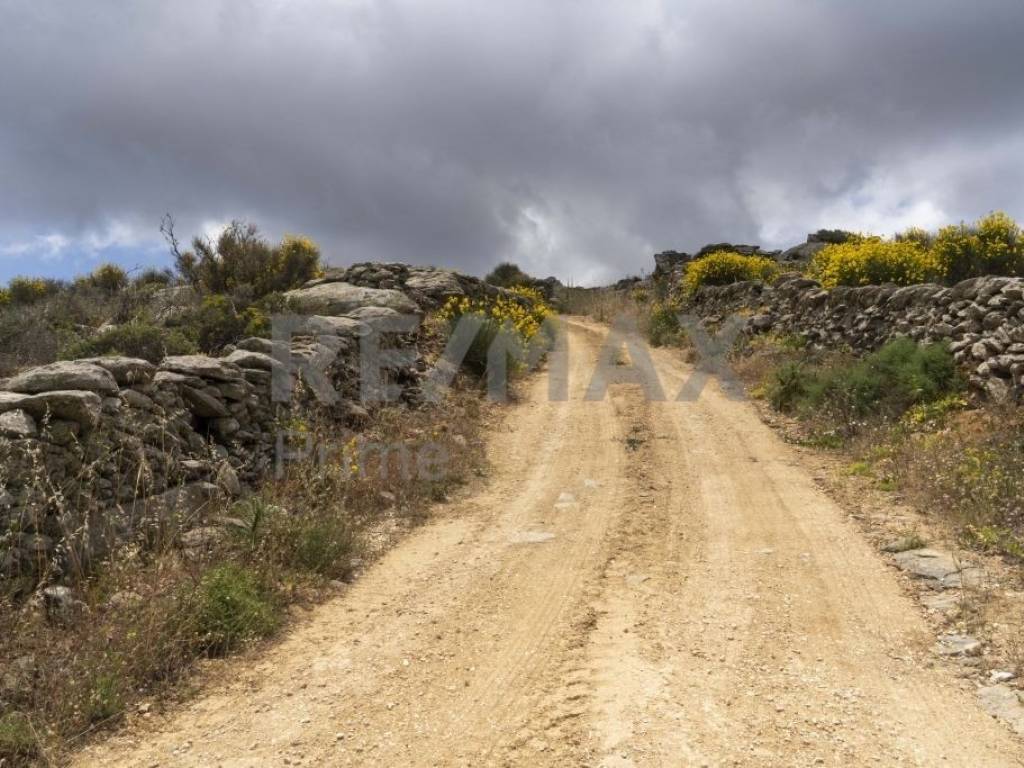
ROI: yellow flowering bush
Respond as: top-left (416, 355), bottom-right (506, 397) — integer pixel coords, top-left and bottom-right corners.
top-left (809, 238), bottom-right (941, 288)
top-left (7, 276), bottom-right (56, 305)
top-left (682, 251), bottom-right (780, 294)
top-left (437, 288), bottom-right (555, 375)
top-left (932, 211), bottom-right (1024, 284)
top-left (0, 288), bottom-right (9, 307)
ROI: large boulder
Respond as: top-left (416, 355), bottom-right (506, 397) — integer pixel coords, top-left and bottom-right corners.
top-left (779, 240), bottom-right (827, 263)
top-left (404, 268), bottom-right (465, 299)
top-left (284, 282), bottom-right (419, 316)
top-left (6, 361), bottom-right (119, 395)
top-left (653, 251), bottom-right (692, 278)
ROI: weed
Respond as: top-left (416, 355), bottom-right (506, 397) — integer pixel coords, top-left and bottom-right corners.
top-left (0, 712), bottom-right (38, 763)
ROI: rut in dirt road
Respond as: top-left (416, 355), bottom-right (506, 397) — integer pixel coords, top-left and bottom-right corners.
top-left (76, 319), bottom-right (1024, 767)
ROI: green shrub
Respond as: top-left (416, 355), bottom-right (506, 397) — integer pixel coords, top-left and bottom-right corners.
top-left (809, 239), bottom-right (941, 288)
top-left (682, 251), bottom-right (779, 294)
top-left (933, 211), bottom-right (1024, 284)
top-left (767, 338), bottom-right (960, 419)
top-left (193, 564), bottom-right (278, 656)
top-left (62, 321), bottom-right (196, 363)
top-left (644, 301), bottom-right (685, 347)
top-left (87, 263), bottom-right (129, 293)
top-left (182, 294), bottom-right (277, 353)
top-left (175, 222), bottom-right (321, 298)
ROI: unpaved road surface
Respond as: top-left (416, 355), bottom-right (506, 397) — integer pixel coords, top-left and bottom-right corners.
top-left (77, 319), bottom-right (1023, 767)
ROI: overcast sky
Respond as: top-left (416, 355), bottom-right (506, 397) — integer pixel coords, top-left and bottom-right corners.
top-left (2, 0), bottom-right (1024, 285)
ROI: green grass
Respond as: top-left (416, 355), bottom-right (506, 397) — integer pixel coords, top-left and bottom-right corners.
top-left (193, 564), bottom-right (279, 656)
top-left (0, 712), bottom-right (38, 763)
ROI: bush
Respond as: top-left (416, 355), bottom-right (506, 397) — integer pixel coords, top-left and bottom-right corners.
top-left (87, 263), bottom-right (129, 293)
top-left (682, 251), bottom-right (779, 294)
top-left (0, 288), bottom-right (9, 307)
top-left (766, 338), bottom-right (960, 420)
top-left (133, 267), bottom-right (174, 287)
top-left (809, 239), bottom-right (940, 288)
top-left (933, 211), bottom-right (1024, 284)
top-left (485, 262), bottom-right (534, 288)
top-left (7, 276), bottom-right (60, 305)
top-left (193, 564), bottom-right (279, 656)
top-left (644, 301), bottom-right (685, 347)
top-left (182, 294), bottom-right (279, 353)
top-left (175, 222), bottom-right (321, 298)
top-left (61, 321), bottom-right (196, 363)
top-left (437, 290), bottom-right (555, 377)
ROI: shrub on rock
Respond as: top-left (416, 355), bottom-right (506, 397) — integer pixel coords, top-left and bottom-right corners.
top-left (809, 239), bottom-right (941, 288)
top-left (682, 251), bottom-right (780, 294)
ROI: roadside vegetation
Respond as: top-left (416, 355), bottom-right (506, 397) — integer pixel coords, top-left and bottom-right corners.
top-left (735, 333), bottom-right (1024, 562)
top-left (0, 220), bottom-right (321, 376)
top-left (0, 248), bottom-right (558, 765)
top-left (808, 211), bottom-right (1024, 288)
top-left (0, 380), bottom-right (489, 765)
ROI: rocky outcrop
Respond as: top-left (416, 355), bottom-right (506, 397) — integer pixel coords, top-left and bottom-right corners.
top-left (0, 265), bottom-right (447, 582)
top-left (311, 263), bottom-right (504, 309)
top-left (686, 273), bottom-right (1024, 403)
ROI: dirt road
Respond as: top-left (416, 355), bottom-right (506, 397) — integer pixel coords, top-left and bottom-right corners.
top-left (77, 319), bottom-right (1023, 767)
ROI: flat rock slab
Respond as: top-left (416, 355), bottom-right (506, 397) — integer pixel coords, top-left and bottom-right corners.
top-left (5, 361), bottom-right (119, 395)
top-left (921, 592), bottom-right (961, 614)
top-left (161, 355), bottom-right (243, 382)
top-left (978, 685), bottom-right (1024, 736)
top-left (509, 531), bottom-right (556, 544)
top-left (284, 282), bottom-right (419, 316)
top-left (0, 390), bottom-right (102, 428)
top-left (934, 633), bottom-right (982, 656)
top-left (892, 548), bottom-right (982, 589)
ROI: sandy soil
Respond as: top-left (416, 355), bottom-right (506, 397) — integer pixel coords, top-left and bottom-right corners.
top-left (75, 318), bottom-right (1024, 767)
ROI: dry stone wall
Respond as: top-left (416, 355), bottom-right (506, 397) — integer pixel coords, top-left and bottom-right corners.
top-left (686, 274), bottom-right (1024, 403)
top-left (0, 264), bottom-right (496, 581)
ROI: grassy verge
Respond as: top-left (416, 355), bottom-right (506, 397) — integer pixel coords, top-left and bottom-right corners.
top-left (735, 333), bottom-right (1024, 560)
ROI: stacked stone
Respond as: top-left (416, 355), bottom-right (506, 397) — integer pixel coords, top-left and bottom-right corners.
top-left (685, 274), bottom-right (1024, 403)
top-left (0, 275), bottom-right (453, 579)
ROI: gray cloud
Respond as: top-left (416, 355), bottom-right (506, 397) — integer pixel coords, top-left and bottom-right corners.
top-left (2, 0), bottom-right (1024, 284)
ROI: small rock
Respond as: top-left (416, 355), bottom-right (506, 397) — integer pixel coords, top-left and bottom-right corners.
top-left (216, 462), bottom-right (242, 496)
top-left (0, 409), bottom-right (37, 438)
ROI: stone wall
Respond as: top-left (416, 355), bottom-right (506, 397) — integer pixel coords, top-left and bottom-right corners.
top-left (0, 265), bottom-right (497, 581)
top-left (686, 274), bottom-right (1024, 402)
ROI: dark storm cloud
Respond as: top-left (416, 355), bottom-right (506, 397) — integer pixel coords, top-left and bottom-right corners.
top-left (2, 0), bottom-right (1024, 284)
